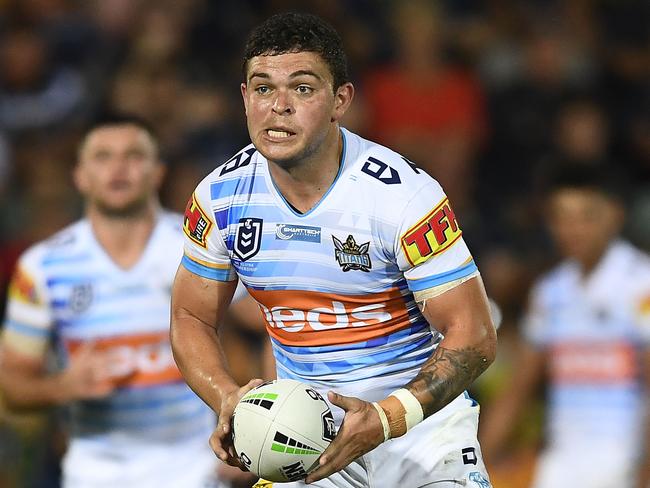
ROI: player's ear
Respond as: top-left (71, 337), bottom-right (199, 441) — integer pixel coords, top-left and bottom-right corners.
top-left (153, 161), bottom-right (166, 190)
top-left (72, 162), bottom-right (89, 195)
top-left (241, 82), bottom-right (249, 115)
top-left (331, 82), bottom-right (354, 123)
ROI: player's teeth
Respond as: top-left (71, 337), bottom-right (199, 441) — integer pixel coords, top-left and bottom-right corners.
top-left (268, 130), bottom-right (291, 138)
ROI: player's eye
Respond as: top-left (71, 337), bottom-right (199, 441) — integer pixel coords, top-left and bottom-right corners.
top-left (126, 149), bottom-right (146, 161)
top-left (255, 86), bottom-right (270, 95)
top-left (93, 150), bottom-right (111, 161)
top-left (296, 85), bottom-right (313, 94)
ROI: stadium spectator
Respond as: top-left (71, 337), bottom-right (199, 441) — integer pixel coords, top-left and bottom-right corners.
top-left (0, 25), bottom-right (87, 135)
top-left (362, 0), bottom-right (486, 212)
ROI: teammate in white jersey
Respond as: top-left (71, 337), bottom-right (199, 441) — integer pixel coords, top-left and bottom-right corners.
top-left (171, 13), bottom-right (497, 488)
top-left (480, 166), bottom-right (650, 488)
top-left (0, 115), bottom-right (241, 487)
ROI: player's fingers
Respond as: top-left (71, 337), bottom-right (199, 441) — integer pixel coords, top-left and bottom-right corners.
top-left (241, 378), bottom-right (265, 392)
top-left (236, 378), bottom-right (265, 401)
top-left (210, 429), bottom-right (232, 463)
top-left (304, 428), bottom-right (351, 484)
top-left (305, 445), bottom-right (348, 484)
top-left (327, 391), bottom-right (361, 412)
top-left (221, 378), bottom-right (264, 436)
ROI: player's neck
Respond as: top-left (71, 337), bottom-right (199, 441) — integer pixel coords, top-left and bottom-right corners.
top-left (86, 201), bottom-right (159, 270)
top-left (268, 130), bottom-right (342, 214)
top-left (575, 242), bottom-right (612, 278)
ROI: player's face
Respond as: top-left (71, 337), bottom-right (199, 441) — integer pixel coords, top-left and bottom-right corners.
top-left (74, 125), bottom-right (164, 216)
top-left (241, 51), bottom-right (353, 168)
top-left (546, 188), bottom-right (623, 265)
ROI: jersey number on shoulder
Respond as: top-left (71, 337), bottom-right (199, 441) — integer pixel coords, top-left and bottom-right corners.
top-left (361, 156), bottom-right (422, 185)
top-left (361, 157), bottom-right (401, 185)
top-left (219, 148), bottom-right (256, 176)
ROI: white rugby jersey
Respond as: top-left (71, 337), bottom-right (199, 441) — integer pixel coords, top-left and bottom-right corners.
top-left (182, 128), bottom-right (479, 418)
top-left (3, 212), bottom-right (215, 472)
top-left (523, 240), bottom-right (650, 452)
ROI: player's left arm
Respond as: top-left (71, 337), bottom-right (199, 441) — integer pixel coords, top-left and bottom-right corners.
top-left (306, 277), bottom-right (495, 483)
top-left (404, 275), bottom-right (496, 416)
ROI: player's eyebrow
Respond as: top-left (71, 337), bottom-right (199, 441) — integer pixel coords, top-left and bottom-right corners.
top-left (288, 70), bottom-right (322, 81)
top-left (248, 70), bottom-right (323, 82)
top-left (248, 72), bottom-right (270, 82)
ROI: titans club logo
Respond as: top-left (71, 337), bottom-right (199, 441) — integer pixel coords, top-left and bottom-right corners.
top-left (332, 234), bottom-right (371, 272)
top-left (234, 218), bottom-right (263, 261)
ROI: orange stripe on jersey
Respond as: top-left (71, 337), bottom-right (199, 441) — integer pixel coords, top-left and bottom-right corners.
top-left (247, 287), bottom-right (412, 347)
top-left (65, 332), bottom-right (183, 388)
top-left (550, 342), bottom-right (638, 384)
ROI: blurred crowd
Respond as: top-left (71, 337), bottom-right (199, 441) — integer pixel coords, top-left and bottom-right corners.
top-left (0, 0), bottom-right (647, 487)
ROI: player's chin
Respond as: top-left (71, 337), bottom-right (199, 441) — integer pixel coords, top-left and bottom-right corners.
top-left (94, 196), bottom-right (148, 217)
top-left (259, 145), bottom-right (303, 168)
top-left (256, 135), bottom-right (299, 157)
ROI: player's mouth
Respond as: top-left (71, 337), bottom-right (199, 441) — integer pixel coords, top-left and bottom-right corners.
top-left (108, 180), bottom-right (132, 191)
top-left (266, 128), bottom-right (295, 140)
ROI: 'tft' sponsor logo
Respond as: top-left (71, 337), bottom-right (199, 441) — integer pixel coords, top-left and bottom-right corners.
top-left (401, 198), bottom-right (462, 266)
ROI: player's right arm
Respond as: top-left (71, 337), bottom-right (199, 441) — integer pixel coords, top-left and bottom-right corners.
top-left (0, 258), bottom-right (114, 410)
top-left (171, 187), bottom-right (263, 467)
top-left (170, 268), bottom-right (262, 410)
top-left (479, 284), bottom-right (548, 464)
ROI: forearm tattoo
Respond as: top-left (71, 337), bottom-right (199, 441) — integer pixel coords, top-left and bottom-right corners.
top-left (405, 345), bottom-right (490, 417)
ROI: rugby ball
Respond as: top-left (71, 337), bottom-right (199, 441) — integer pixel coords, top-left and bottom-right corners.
top-left (232, 379), bottom-right (336, 482)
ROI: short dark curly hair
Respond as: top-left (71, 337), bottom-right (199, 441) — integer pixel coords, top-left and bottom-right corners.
top-left (242, 12), bottom-right (349, 91)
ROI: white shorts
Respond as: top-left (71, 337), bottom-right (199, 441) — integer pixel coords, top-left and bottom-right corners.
top-left (274, 398), bottom-right (492, 488)
top-left (532, 445), bottom-right (637, 488)
top-left (62, 438), bottom-right (222, 488)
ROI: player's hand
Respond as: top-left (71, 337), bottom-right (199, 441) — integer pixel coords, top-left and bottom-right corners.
top-left (58, 341), bottom-right (115, 402)
top-left (305, 391), bottom-right (385, 484)
top-left (210, 378), bottom-right (265, 469)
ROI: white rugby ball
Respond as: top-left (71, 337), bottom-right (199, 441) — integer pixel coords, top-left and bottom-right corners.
top-left (231, 379), bottom-right (336, 482)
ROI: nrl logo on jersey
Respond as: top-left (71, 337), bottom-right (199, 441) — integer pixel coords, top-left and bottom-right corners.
top-left (332, 234), bottom-right (371, 272)
top-left (70, 283), bottom-right (93, 314)
top-left (234, 218), bottom-right (263, 261)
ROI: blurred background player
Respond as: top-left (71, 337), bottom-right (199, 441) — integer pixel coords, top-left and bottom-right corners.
top-left (0, 115), bottom-right (256, 487)
top-left (480, 165), bottom-right (650, 488)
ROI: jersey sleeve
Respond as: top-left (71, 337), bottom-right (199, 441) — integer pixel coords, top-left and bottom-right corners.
top-left (1, 253), bottom-right (53, 358)
top-left (396, 180), bottom-right (478, 295)
top-left (633, 279), bottom-right (650, 344)
top-left (181, 180), bottom-right (236, 282)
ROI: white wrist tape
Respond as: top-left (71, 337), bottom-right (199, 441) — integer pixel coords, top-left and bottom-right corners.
top-left (371, 402), bottom-right (391, 441)
top-left (389, 388), bottom-right (424, 431)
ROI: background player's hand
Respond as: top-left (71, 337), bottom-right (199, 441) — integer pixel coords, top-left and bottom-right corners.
top-left (305, 391), bottom-right (384, 484)
top-left (59, 342), bottom-right (115, 401)
top-left (210, 378), bottom-right (265, 469)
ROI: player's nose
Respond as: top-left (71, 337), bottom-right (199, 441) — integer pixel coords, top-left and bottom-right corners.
top-left (272, 90), bottom-right (294, 115)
